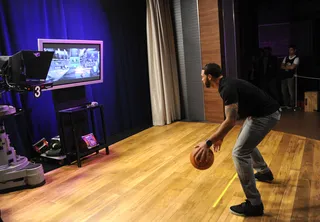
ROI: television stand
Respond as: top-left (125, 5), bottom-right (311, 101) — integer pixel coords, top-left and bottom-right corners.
top-left (58, 104), bottom-right (109, 167)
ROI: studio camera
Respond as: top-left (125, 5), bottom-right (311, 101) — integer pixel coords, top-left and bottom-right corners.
top-left (0, 50), bottom-right (54, 94)
top-left (0, 50), bottom-right (54, 193)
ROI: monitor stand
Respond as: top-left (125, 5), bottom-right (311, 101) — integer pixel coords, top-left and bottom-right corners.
top-left (52, 86), bottom-right (88, 111)
top-left (51, 86), bottom-right (89, 160)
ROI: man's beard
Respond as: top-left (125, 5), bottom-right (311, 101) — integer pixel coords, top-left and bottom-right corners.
top-left (205, 78), bottom-right (211, 88)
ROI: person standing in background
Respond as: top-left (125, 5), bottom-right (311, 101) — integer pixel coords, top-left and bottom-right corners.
top-left (250, 48), bottom-right (264, 87)
top-left (261, 47), bottom-right (278, 97)
top-left (280, 45), bottom-right (299, 109)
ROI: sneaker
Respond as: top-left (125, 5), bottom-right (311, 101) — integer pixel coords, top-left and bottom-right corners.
top-left (230, 200), bottom-right (264, 216)
top-left (254, 170), bottom-right (274, 183)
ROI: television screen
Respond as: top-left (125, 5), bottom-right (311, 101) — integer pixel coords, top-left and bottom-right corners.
top-left (38, 39), bottom-right (103, 90)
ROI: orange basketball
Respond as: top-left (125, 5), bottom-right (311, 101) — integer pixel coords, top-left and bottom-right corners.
top-left (190, 148), bottom-right (214, 170)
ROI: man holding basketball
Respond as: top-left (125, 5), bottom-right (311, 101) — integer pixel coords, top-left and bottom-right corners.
top-left (196, 63), bottom-right (281, 217)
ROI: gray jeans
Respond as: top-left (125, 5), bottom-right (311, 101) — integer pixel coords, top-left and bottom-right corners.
top-left (232, 110), bottom-right (281, 205)
top-left (281, 77), bottom-right (295, 107)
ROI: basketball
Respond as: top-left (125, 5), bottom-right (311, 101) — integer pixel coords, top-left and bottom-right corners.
top-left (190, 148), bottom-right (214, 170)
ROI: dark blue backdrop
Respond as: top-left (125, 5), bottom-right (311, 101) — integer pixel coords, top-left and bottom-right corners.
top-left (0, 0), bottom-right (152, 156)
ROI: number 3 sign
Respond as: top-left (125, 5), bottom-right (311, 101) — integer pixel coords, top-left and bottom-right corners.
top-left (34, 86), bottom-right (42, 98)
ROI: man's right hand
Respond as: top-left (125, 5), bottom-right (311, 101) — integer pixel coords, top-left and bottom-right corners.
top-left (213, 140), bottom-right (223, 152)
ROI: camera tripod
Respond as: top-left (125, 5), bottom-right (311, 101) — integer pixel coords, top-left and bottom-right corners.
top-left (0, 105), bottom-right (45, 193)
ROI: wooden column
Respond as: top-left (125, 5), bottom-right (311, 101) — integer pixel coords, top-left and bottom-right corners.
top-left (198, 0), bottom-right (224, 122)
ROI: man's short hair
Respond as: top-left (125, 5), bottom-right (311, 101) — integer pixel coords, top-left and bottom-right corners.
top-left (289, 44), bottom-right (296, 50)
top-left (203, 63), bottom-right (222, 78)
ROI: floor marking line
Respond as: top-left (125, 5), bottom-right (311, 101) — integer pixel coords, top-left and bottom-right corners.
top-left (212, 173), bottom-right (237, 208)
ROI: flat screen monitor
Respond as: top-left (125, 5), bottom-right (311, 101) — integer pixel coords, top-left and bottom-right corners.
top-left (37, 39), bottom-right (103, 90)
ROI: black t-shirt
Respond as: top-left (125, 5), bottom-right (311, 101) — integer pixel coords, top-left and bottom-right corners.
top-left (283, 56), bottom-right (298, 79)
top-left (219, 77), bottom-right (280, 119)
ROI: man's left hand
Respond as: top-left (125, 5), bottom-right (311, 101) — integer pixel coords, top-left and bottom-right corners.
top-left (194, 141), bottom-right (211, 163)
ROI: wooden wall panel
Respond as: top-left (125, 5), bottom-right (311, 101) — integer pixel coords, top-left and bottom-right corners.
top-left (198, 0), bottom-right (224, 122)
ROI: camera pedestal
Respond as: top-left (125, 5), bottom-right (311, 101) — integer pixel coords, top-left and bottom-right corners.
top-left (0, 105), bottom-right (45, 193)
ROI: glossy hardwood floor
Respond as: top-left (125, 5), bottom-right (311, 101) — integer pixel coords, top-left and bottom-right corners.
top-left (1, 121), bottom-right (320, 222)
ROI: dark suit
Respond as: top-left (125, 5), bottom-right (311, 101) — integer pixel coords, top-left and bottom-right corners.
top-left (258, 55), bottom-right (279, 101)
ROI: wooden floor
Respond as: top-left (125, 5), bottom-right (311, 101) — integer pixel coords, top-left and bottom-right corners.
top-left (1, 121), bottom-right (320, 222)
